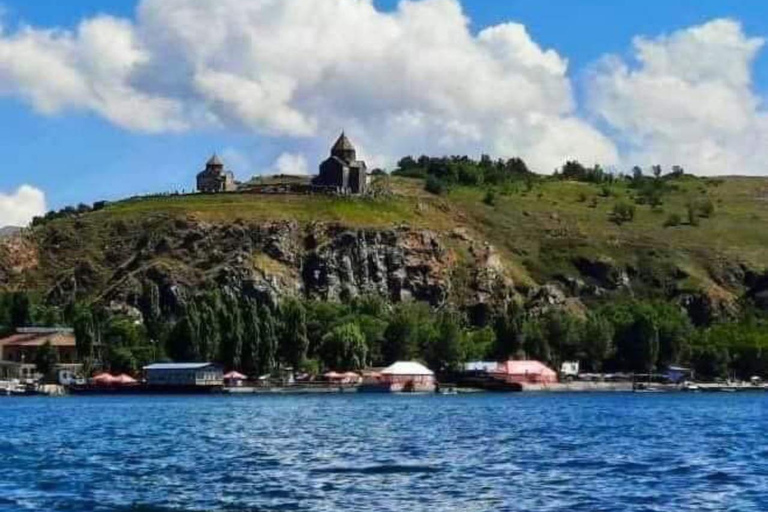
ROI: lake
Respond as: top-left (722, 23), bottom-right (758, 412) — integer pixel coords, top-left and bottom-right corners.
top-left (1, 393), bottom-right (767, 511)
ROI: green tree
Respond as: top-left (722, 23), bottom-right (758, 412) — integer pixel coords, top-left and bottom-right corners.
top-left (107, 346), bottom-right (138, 374)
top-left (34, 341), bottom-right (59, 378)
top-left (612, 201), bottom-right (636, 224)
top-left (10, 292), bottom-right (32, 328)
top-left (321, 323), bottom-right (368, 371)
top-left (241, 299), bottom-right (261, 376)
top-left (198, 297), bottom-right (221, 362)
top-left (219, 295), bottom-right (243, 369)
top-left (582, 313), bottom-right (614, 371)
top-left (522, 317), bottom-right (551, 362)
top-left (492, 302), bottom-right (525, 359)
top-left (382, 303), bottom-right (432, 364)
top-left (73, 305), bottom-right (97, 361)
top-left (279, 298), bottom-right (309, 370)
top-left (258, 306), bottom-right (278, 375)
top-left (428, 310), bottom-right (465, 372)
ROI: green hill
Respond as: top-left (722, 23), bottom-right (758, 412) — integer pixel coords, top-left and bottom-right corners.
top-left (3, 172), bottom-right (768, 379)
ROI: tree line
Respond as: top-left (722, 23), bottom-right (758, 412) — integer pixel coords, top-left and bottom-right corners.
top-left (4, 289), bottom-right (767, 380)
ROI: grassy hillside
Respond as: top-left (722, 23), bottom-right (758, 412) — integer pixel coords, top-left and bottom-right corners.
top-left (12, 173), bottom-right (768, 302)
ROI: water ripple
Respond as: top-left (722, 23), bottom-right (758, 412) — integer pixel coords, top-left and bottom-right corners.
top-left (1, 393), bottom-right (767, 512)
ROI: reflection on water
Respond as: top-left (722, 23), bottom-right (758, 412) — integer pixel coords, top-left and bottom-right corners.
top-left (1, 393), bottom-right (767, 511)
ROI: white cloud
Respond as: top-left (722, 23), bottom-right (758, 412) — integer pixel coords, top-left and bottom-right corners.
top-left (271, 153), bottom-right (309, 176)
top-left (0, 185), bottom-right (46, 227)
top-left (0, 16), bottom-right (186, 132)
top-left (587, 19), bottom-right (768, 176)
top-left (0, 0), bottom-right (618, 172)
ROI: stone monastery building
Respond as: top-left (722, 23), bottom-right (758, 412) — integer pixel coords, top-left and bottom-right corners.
top-left (196, 133), bottom-right (368, 195)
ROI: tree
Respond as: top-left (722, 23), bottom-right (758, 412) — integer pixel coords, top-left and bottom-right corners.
top-left (168, 310), bottom-right (200, 362)
top-left (687, 202), bottom-right (700, 226)
top-left (279, 298), bottom-right (309, 370)
top-left (425, 175), bottom-right (447, 195)
top-left (73, 305), bottom-right (97, 361)
top-left (198, 297), bottom-right (221, 362)
top-left (108, 346), bottom-right (138, 374)
top-left (612, 201), bottom-right (636, 224)
top-left (615, 306), bottom-right (660, 372)
top-left (321, 323), bottom-right (368, 371)
top-left (654, 302), bottom-right (692, 367)
top-left (483, 190), bottom-right (497, 206)
top-left (241, 299), bottom-right (261, 376)
top-left (582, 313), bottom-right (614, 371)
top-left (541, 310), bottom-right (583, 366)
top-left (258, 306), bottom-right (278, 375)
top-left (428, 311), bottom-right (465, 372)
top-left (492, 302), bottom-right (525, 359)
top-left (664, 213), bottom-right (682, 227)
top-left (522, 317), bottom-right (551, 363)
top-left (10, 292), bottom-right (32, 328)
top-left (218, 295), bottom-right (243, 369)
top-left (382, 303), bottom-right (431, 364)
top-left (34, 341), bottom-right (59, 378)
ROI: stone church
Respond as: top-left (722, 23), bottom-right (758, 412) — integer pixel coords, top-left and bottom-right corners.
top-left (313, 133), bottom-right (368, 194)
top-left (196, 154), bottom-right (236, 193)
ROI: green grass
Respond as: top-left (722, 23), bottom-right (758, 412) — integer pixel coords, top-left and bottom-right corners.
top-left (99, 191), bottom-right (454, 230)
top-left (24, 175), bottom-right (768, 297)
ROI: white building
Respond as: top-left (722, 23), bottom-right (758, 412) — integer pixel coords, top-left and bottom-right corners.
top-left (143, 363), bottom-right (223, 387)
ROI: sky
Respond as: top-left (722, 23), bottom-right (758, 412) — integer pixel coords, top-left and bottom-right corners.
top-left (1, 0), bottom-right (768, 225)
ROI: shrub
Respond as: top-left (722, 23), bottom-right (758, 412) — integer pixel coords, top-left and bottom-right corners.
top-left (483, 190), bottom-right (497, 206)
top-left (687, 202), bottom-right (699, 226)
top-left (664, 213), bottom-right (682, 227)
top-left (612, 201), bottom-right (636, 224)
top-left (699, 198), bottom-right (715, 218)
top-left (425, 175), bottom-right (447, 195)
top-left (577, 192), bottom-right (587, 203)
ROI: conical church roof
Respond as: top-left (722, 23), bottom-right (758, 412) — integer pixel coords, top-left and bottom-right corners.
top-left (207, 154), bottom-right (223, 166)
top-left (332, 132), bottom-right (355, 152)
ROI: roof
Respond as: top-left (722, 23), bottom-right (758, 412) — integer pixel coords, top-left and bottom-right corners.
top-left (464, 361), bottom-right (499, 372)
top-left (381, 361), bottom-right (434, 376)
top-left (143, 363), bottom-right (219, 371)
top-left (494, 360), bottom-right (556, 376)
top-left (206, 154), bottom-right (223, 166)
top-left (0, 330), bottom-right (76, 348)
top-left (332, 132), bottom-right (355, 152)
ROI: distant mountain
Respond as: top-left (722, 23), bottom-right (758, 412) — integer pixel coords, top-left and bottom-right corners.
top-left (0, 226), bottom-right (20, 239)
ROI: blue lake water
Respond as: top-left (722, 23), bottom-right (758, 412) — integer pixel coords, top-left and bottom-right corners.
top-left (1, 393), bottom-right (767, 512)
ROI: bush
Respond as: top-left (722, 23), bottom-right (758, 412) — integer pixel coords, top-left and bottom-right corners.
top-left (612, 201), bottom-right (636, 224)
top-left (687, 202), bottom-right (700, 226)
top-left (483, 190), bottom-right (497, 206)
top-left (425, 175), bottom-right (447, 195)
top-left (699, 198), bottom-right (715, 218)
top-left (664, 213), bottom-right (682, 227)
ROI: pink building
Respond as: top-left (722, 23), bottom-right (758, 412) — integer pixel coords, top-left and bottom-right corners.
top-left (491, 360), bottom-right (558, 385)
top-left (361, 362), bottom-right (436, 393)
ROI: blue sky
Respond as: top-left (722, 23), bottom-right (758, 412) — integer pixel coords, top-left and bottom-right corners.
top-left (1, 0), bottom-right (768, 220)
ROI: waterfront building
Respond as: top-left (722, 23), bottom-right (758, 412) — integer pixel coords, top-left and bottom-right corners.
top-left (143, 362), bottom-right (224, 387)
top-left (491, 360), bottom-right (558, 385)
top-left (223, 371), bottom-right (247, 387)
top-left (0, 327), bottom-right (80, 380)
top-left (361, 361), bottom-right (436, 393)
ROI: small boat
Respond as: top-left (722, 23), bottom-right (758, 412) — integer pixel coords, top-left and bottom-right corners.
top-left (682, 382), bottom-right (701, 392)
top-left (438, 387), bottom-right (458, 395)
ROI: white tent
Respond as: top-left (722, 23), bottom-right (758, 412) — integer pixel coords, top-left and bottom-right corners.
top-left (381, 361), bottom-right (434, 376)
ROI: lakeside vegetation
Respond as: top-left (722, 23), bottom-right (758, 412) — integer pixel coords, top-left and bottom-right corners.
top-left (3, 290), bottom-right (768, 380)
top-left (8, 154), bottom-right (768, 382)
